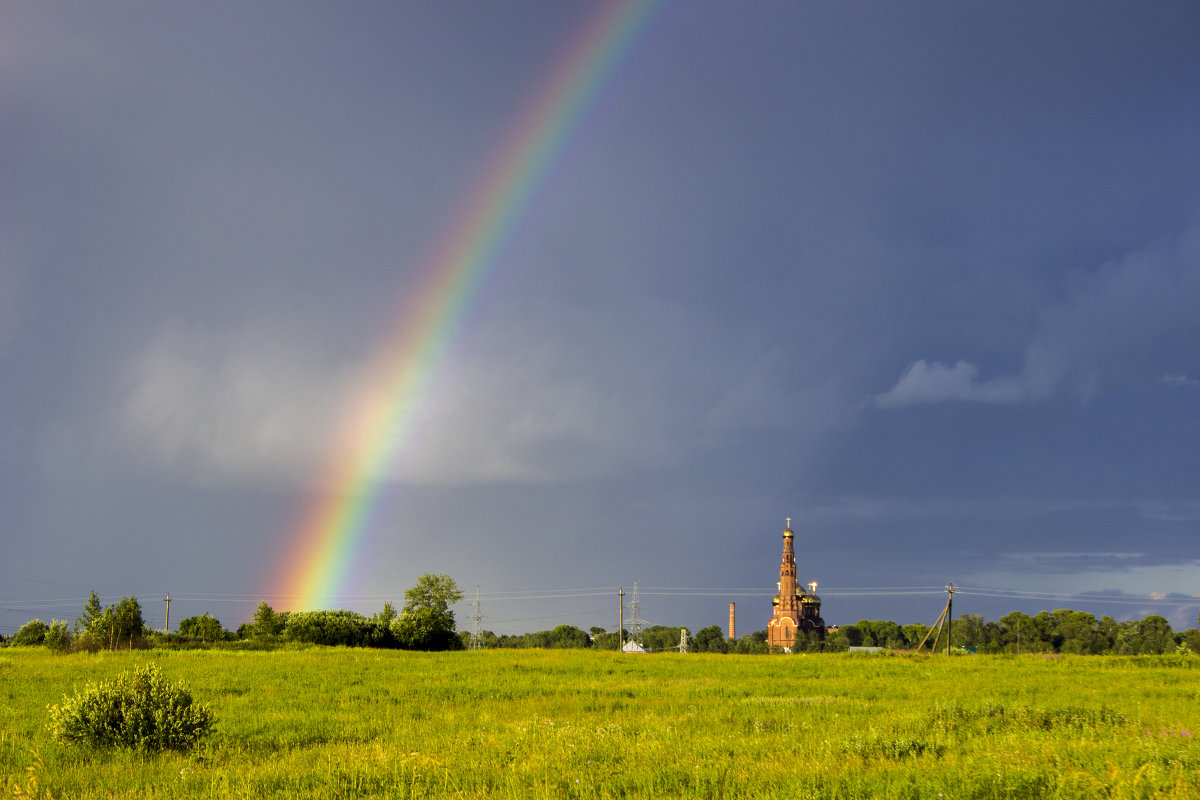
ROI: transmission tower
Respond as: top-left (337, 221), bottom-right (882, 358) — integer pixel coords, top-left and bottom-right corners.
top-left (678, 627), bottom-right (689, 653)
top-left (626, 580), bottom-right (647, 648)
top-left (468, 585), bottom-right (483, 650)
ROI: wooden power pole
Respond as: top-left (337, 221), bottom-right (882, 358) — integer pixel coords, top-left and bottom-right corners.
top-left (618, 587), bottom-right (625, 650)
top-left (163, 594), bottom-right (172, 633)
top-left (945, 584), bottom-right (955, 655)
top-left (916, 583), bottom-right (957, 654)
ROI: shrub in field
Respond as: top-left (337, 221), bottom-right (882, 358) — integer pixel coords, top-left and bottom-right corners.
top-left (12, 620), bottom-right (49, 647)
top-left (47, 663), bottom-right (214, 752)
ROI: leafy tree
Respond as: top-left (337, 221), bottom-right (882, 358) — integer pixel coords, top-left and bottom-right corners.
top-left (1098, 615), bottom-right (1120, 652)
top-left (177, 613), bottom-right (228, 642)
top-left (902, 623), bottom-right (931, 649)
top-left (1055, 610), bottom-right (1105, 654)
top-left (402, 573), bottom-right (463, 619)
top-left (392, 606), bottom-right (463, 651)
top-left (286, 609), bottom-right (374, 647)
top-left (44, 620), bottom-right (72, 652)
top-left (590, 629), bottom-right (624, 650)
top-left (251, 601), bottom-right (286, 638)
top-left (12, 619), bottom-right (49, 647)
top-left (643, 625), bottom-right (690, 652)
top-left (693, 625), bottom-right (728, 653)
top-left (1136, 615), bottom-right (1174, 655)
top-left (76, 592), bottom-right (104, 635)
top-left (108, 596), bottom-right (147, 650)
top-left (1112, 621), bottom-right (1140, 655)
top-left (858, 620), bottom-right (905, 648)
top-left (996, 611), bottom-right (1043, 653)
top-left (734, 629), bottom-right (768, 654)
top-left (1032, 611), bottom-right (1063, 652)
top-left (373, 601), bottom-right (398, 627)
top-left (950, 614), bottom-right (986, 649)
top-left (823, 629), bottom-right (849, 651)
top-left (792, 629), bottom-right (825, 653)
top-left (392, 573), bottom-right (463, 651)
top-left (548, 624), bottom-right (591, 648)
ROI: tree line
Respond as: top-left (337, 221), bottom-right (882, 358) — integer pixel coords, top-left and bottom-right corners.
top-left (468, 609), bottom-right (1200, 656)
top-left (831, 609), bottom-right (1199, 655)
top-left (3, 574), bottom-right (465, 653)
top-left (7, 578), bottom-right (1198, 657)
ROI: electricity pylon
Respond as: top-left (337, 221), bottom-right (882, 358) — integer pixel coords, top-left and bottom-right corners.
top-left (626, 580), bottom-right (647, 649)
top-left (468, 586), bottom-right (483, 650)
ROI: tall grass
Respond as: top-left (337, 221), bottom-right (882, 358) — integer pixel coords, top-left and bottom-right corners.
top-left (2, 648), bottom-right (1197, 798)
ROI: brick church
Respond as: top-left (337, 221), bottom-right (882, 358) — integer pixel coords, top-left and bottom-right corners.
top-left (766, 518), bottom-right (827, 651)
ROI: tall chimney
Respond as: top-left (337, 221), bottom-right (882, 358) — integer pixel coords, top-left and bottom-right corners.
top-left (728, 602), bottom-right (736, 640)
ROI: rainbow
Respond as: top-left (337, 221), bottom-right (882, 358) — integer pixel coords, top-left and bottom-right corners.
top-left (272, 0), bottom-right (661, 610)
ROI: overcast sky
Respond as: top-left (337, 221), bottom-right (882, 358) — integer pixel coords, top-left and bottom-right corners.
top-left (3, 1), bottom-right (1199, 639)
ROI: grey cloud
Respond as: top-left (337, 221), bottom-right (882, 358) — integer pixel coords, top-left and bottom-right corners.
top-left (116, 321), bottom-right (358, 484)
top-left (114, 317), bottom-right (678, 488)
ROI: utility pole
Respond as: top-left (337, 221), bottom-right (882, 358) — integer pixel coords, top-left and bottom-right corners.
top-left (618, 587), bottom-right (625, 650)
top-left (945, 583), bottom-right (956, 655)
top-left (468, 586), bottom-right (482, 650)
top-left (916, 584), bottom-right (956, 654)
top-left (163, 594), bottom-right (171, 633)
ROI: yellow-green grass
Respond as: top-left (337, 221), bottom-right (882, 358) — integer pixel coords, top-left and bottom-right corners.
top-left (2, 648), bottom-right (1198, 798)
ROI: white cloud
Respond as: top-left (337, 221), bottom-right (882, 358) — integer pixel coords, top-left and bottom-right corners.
top-left (875, 220), bottom-right (1200, 408)
top-left (873, 359), bottom-right (1027, 408)
top-left (1160, 373), bottom-right (1198, 388)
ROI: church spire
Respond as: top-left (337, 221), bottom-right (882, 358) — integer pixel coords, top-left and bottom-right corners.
top-left (767, 515), bottom-right (826, 651)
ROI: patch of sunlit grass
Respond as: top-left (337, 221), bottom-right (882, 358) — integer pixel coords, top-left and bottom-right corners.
top-left (2, 647), bottom-right (1198, 798)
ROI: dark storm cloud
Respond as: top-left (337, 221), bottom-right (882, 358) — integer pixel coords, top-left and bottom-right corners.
top-left (875, 222), bottom-right (1200, 407)
top-left (2, 2), bottom-right (1199, 636)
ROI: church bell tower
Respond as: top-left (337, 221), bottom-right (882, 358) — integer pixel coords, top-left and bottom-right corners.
top-left (767, 517), bottom-right (826, 651)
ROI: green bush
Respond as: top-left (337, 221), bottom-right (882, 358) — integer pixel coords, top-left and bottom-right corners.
top-left (12, 619), bottom-right (49, 647)
top-left (47, 663), bottom-right (214, 751)
top-left (177, 612), bottom-right (230, 642)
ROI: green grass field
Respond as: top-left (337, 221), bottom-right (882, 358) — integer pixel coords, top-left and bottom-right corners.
top-left (2, 648), bottom-right (1198, 798)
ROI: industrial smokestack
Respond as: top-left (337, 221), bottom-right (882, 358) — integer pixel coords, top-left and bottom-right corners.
top-left (728, 602), bottom-right (736, 640)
